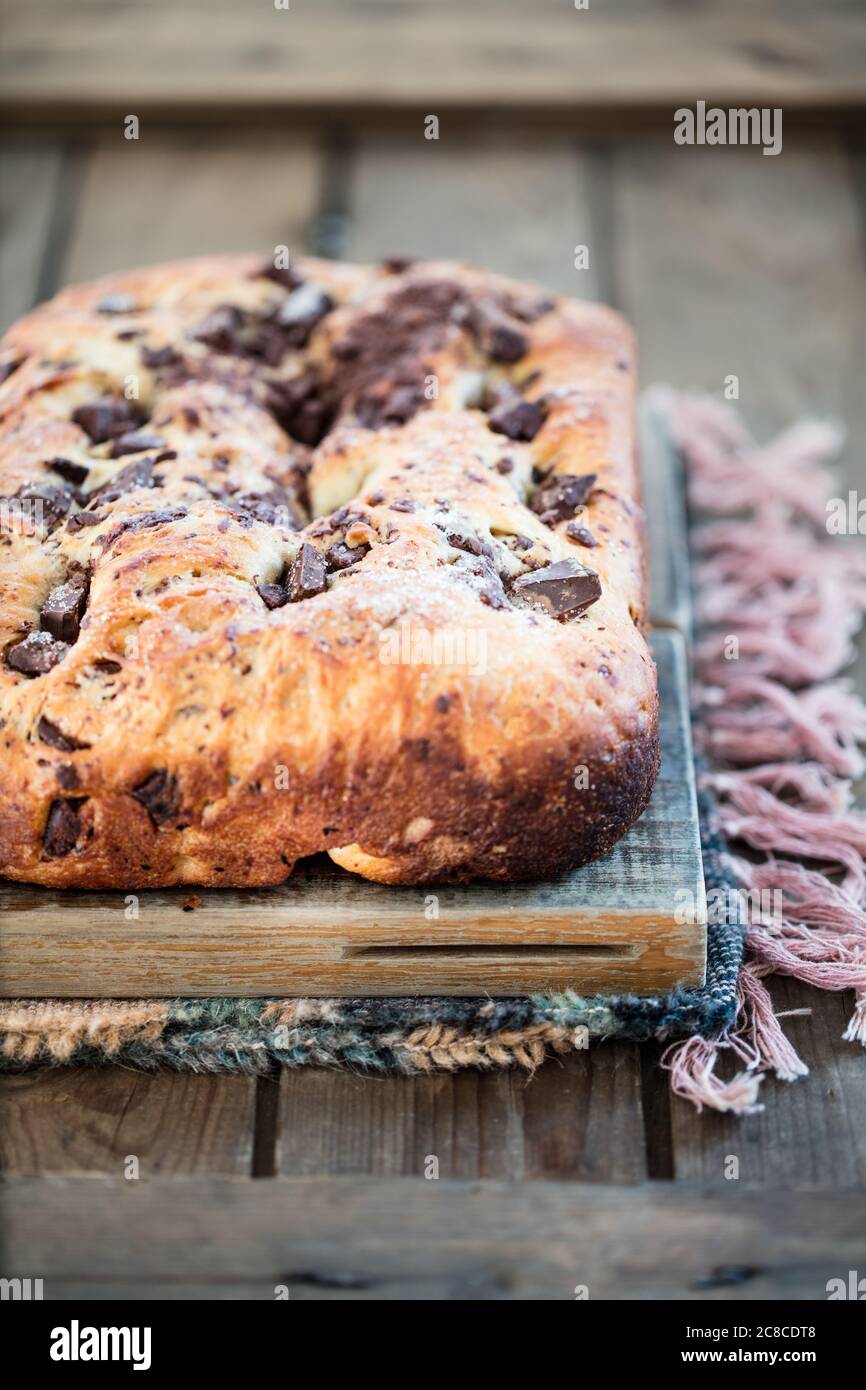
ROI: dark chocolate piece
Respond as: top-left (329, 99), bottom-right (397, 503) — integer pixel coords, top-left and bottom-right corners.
top-left (286, 542), bottom-right (327, 601)
top-left (43, 797), bottom-right (87, 857)
top-left (566, 521), bottom-right (598, 547)
top-left (18, 482), bottom-right (74, 531)
top-left (89, 457), bottom-right (160, 506)
top-left (45, 456), bottom-right (89, 487)
top-left (509, 559), bottom-right (601, 620)
top-left (109, 430), bottom-right (166, 458)
top-left (487, 394), bottom-right (546, 442)
top-left (326, 541), bottom-right (368, 572)
top-left (265, 374), bottom-right (333, 446)
top-left (470, 299), bottom-right (527, 363)
top-left (73, 397), bottom-right (144, 444)
top-left (259, 261), bottom-right (304, 289)
top-left (132, 769), bottom-right (180, 826)
top-left (190, 304), bottom-right (244, 353)
top-left (273, 284), bottom-right (334, 347)
top-left (6, 631), bottom-right (70, 677)
top-left (532, 472), bottom-right (597, 525)
top-left (66, 509), bottom-right (107, 533)
top-left (141, 344), bottom-right (182, 370)
top-left (0, 356), bottom-right (24, 385)
top-left (41, 572), bottom-right (89, 643)
top-left (37, 716), bottom-right (89, 751)
top-left (56, 763), bottom-right (81, 790)
top-left (257, 581), bottom-right (288, 610)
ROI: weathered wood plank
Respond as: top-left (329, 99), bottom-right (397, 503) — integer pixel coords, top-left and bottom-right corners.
top-left (277, 1047), bottom-right (647, 1181)
top-left (62, 129), bottom-right (322, 283)
top-left (616, 137), bottom-right (866, 476)
top-left (348, 130), bottom-right (608, 297)
top-left (3, 1176), bottom-right (864, 1299)
top-left (2, 2), bottom-right (865, 117)
top-left (0, 138), bottom-right (67, 329)
top-left (0, 1069), bottom-right (257, 1175)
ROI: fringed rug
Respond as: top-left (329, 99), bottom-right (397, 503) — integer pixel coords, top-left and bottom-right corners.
top-left (2, 393), bottom-right (864, 1113)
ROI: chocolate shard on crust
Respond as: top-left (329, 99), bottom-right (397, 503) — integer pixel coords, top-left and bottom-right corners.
top-left (190, 305), bottom-right (244, 353)
top-left (6, 630), bottom-right (70, 677)
top-left (566, 521), bottom-right (598, 547)
top-left (286, 542), bottom-right (327, 601)
top-left (17, 482), bottom-right (75, 531)
top-left (265, 374), bottom-right (333, 447)
top-left (327, 541), bottom-right (369, 572)
top-left (258, 260), bottom-right (304, 290)
top-left (89, 457), bottom-right (160, 506)
top-left (43, 797), bottom-right (87, 857)
top-left (532, 472), bottom-right (597, 525)
top-left (132, 769), bottom-right (180, 826)
top-left (141, 344), bottom-right (181, 370)
top-left (257, 581), bottom-right (288, 610)
top-left (41, 571), bottom-right (89, 643)
top-left (37, 716), bottom-right (90, 751)
top-left (273, 284), bottom-right (334, 347)
top-left (109, 430), bottom-right (166, 458)
top-left (510, 559), bottom-right (601, 619)
top-left (487, 392), bottom-right (546, 442)
top-left (45, 456), bottom-right (90, 487)
top-left (469, 298), bottom-right (528, 363)
top-left (73, 397), bottom-right (144, 444)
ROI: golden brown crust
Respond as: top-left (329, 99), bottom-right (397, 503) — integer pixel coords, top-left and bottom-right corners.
top-left (0, 254), bottom-right (658, 888)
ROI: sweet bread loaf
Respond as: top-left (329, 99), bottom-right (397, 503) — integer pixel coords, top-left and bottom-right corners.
top-left (0, 254), bottom-right (658, 887)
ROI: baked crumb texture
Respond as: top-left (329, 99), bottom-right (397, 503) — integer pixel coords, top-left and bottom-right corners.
top-left (0, 255), bottom-right (659, 887)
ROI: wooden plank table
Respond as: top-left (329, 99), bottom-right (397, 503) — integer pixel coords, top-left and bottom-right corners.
top-left (1, 114), bottom-right (864, 1292)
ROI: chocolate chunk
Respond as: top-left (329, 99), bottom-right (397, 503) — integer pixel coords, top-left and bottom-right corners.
top-left (327, 541), bottom-right (368, 572)
top-left (566, 521), bottom-right (598, 547)
top-left (97, 292), bottom-right (138, 315)
top-left (90, 658), bottom-right (122, 675)
top-left (190, 304), bottom-right (245, 352)
top-left (389, 498), bottom-right (415, 513)
top-left (470, 299), bottom-right (528, 363)
top-left (265, 375), bottom-right (333, 447)
top-left (273, 284), bottom-right (334, 347)
top-left (109, 430), bottom-right (166, 458)
top-left (66, 509), bottom-right (107, 533)
top-left (18, 482), bottom-right (74, 531)
top-left (43, 797), bottom-right (87, 857)
top-left (257, 581), bottom-right (288, 609)
top-left (89, 457), bottom-right (160, 506)
top-left (382, 255), bottom-right (415, 273)
top-left (73, 397), bottom-right (144, 444)
top-left (46, 456), bottom-right (89, 487)
top-left (286, 542), bottom-right (327, 602)
top-left (495, 456), bottom-right (514, 475)
top-left (231, 486), bottom-right (302, 530)
top-left (41, 571), bottom-right (89, 643)
top-left (0, 356), bottom-right (24, 385)
top-left (532, 472), bottom-right (597, 525)
top-left (444, 529), bottom-right (494, 559)
top-left (37, 716), bottom-right (89, 751)
top-left (141, 344), bottom-right (181, 370)
top-left (434, 693), bottom-right (451, 713)
top-left (259, 260), bottom-right (304, 289)
top-left (510, 559), bottom-right (601, 620)
top-left (487, 394), bottom-right (546, 442)
top-left (6, 631), bottom-right (70, 676)
top-left (356, 380), bottom-right (425, 429)
top-left (132, 769), bottom-right (180, 826)
top-left (56, 763), bottom-right (81, 790)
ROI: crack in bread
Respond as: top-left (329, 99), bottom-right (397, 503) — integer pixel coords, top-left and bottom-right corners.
top-left (0, 254), bottom-right (659, 887)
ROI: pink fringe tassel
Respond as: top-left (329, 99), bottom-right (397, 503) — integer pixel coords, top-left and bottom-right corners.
top-left (656, 391), bottom-right (866, 1115)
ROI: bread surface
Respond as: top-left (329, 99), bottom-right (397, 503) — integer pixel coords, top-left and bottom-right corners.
top-left (0, 254), bottom-right (658, 887)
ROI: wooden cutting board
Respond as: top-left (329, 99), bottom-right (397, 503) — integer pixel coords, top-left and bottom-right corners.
top-left (0, 409), bottom-right (705, 997)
